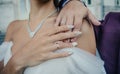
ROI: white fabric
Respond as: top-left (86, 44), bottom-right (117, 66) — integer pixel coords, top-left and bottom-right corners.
top-left (0, 42), bottom-right (106, 74)
top-left (0, 42), bottom-right (13, 61)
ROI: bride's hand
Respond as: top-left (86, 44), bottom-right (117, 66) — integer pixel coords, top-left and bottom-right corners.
top-left (56, 0), bottom-right (101, 42)
top-left (10, 24), bottom-right (81, 71)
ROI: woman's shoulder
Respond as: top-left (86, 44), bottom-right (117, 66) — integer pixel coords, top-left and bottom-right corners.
top-left (4, 20), bottom-right (27, 42)
top-left (9, 20), bottom-right (27, 27)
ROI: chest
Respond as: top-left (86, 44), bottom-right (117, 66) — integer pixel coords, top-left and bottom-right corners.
top-left (11, 26), bottom-right (32, 55)
top-left (11, 18), bottom-right (56, 55)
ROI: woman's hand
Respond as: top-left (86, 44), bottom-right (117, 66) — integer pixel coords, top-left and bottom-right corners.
top-left (10, 24), bottom-right (81, 71)
top-left (56, 0), bottom-right (101, 42)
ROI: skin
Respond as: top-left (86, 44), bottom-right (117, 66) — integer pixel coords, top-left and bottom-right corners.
top-left (0, 0), bottom-right (96, 74)
top-left (56, 0), bottom-right (101, 42)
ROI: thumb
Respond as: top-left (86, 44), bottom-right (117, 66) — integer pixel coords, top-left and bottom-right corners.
top-left (87, 10), bottom-right (101, 26)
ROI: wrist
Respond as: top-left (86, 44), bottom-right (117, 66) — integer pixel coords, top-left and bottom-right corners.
top-left (9, 55), bottom-right (26, 72)
top-left (9, 58), bottom-right (24, 72)
top-left (1, 58), bottom-right (25, 74)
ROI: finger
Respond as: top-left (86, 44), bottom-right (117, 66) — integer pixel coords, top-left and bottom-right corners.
top-left (74, 15), bottom-right (83, 31)
top-left (55, 11), bottom-right (66, 27)
top-left (48, 51), bottom-right (73, 59)
top-left (88, 10), bottom-right (101, 26)
top-left (60, 16), bottom-right (67, 26)
top-left (66, 15), bottom-right (74, 26)
top-left (72, 15), bottom-right (83, 42)
top-left (58, 16), bottom-right (67, 42)
top-left (65, 16), bottom-right (74, 43)
top-left (51, 31), bottom-right (82, 42)
top-left (47, 25), bottom-right (74, 36)
top-left (48, 41), bottom-right (73, 51)
top-left (55, 14), bottom-right (62, 26)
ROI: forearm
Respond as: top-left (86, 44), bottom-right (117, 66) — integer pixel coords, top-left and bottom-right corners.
top-left (0, 40), bottom-right (41, 74)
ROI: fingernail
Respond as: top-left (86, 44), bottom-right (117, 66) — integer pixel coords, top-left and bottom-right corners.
top-left (96, 20), bottom-right (101, 25)
top-left (72, 42), bottom-right (78, 47)
top-left (67, 25), bottom-right (74, 29)
top-left (68, 51), bottom-right (73, 55)
top-left (97, 22), bottom-right (101, 25)
top-left (74, 31), bottom-right (82, 36)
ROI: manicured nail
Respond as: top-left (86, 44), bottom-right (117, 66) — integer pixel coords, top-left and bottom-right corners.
top-left (95, 20), bottom-right (101, 25)
top-left (72, 42), bottom-right (78, 47)
top-left (67, 25), bottom-right (74, 30)
top-left (68, 51), bottom-right (73, 55)
top-left (97, 21), bottom-right (101, 25)
top-left (74, 31), bottom-right (82, 36)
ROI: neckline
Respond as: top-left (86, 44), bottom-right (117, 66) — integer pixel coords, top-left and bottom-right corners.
top-left (27, 10), bottom-right (57, 38)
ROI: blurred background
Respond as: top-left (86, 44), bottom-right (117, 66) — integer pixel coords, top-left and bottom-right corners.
top-left (0, 0), bottom-right (120, 44)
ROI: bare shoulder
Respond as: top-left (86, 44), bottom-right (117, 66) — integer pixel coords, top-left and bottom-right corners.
top-left (4, 20), bottom-right (26, 42)
top-left (77, 19), bottom-right (96, 55)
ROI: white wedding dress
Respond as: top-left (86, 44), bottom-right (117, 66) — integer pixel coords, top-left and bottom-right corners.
top-left (0, 41), bottom-right (106, 74)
